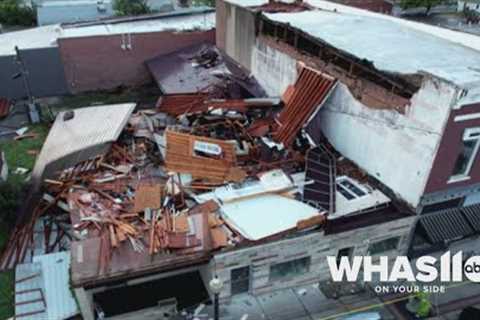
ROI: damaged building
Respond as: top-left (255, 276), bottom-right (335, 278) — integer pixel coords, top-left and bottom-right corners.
top-left (0, 53), bottom-right (416, 319)
top-left (216, 0), bottom-right (480, 258)
top-left (0, 8), bottom-right (215, 99)
top-left (3, 0), bottom-right (480, 319)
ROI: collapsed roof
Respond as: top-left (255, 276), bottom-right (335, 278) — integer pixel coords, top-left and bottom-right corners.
top-left (0, 57), bottom-right (410, 285)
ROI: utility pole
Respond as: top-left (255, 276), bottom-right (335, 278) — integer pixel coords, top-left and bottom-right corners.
top-left (13, 46), bottom-right (40, 123)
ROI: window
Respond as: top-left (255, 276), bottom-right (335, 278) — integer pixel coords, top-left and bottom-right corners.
top-left (336, 177), bottom-right (367, 200)
top-left (336, 247), bottom-right (354, 266)
top-left (450, 128), bottom-right (480, 181)
top-left (231, 266), bottom-right (250, 295)
top-left (368, 237), bottom-right (400, 255)
top-left (269, 257), bottom-right (310, 281)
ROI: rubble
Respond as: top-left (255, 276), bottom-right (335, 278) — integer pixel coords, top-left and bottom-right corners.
top-left (0, 97), bottom-right (11, 119)
top-left (0, 60), bottom-right (397, 298)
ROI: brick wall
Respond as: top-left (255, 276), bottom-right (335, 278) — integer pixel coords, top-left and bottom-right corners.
top-left (58, 29), bottom-right (215, 93)
top-left (213, 216), bottom-right (415, 299)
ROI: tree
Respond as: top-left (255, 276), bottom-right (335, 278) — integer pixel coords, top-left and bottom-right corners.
top-left (113, 0), bottom-right (151, 16)
top-left (0, 0), bottom-right (36, 26)
top-left (0, 182), bottom-right (26, 227)
top-left (192, 0), bottom-right (215, 7)
top-left (400, 0), bottom-right (442, 15)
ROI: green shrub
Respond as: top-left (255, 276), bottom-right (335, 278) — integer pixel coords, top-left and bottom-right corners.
top-left (192, 0), bottom-right (215, 7)
top-left (0, 182), bottom-right (25, 227)
top-left (0, 0), bottom-right (36, 26)
top-left (113, 0), bottom-right (151, 16)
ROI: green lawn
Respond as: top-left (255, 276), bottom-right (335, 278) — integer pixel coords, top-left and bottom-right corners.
top-left (0, 123), bottom-right (50, 320)
top-left (45, 87), bottom-right (159, 117)
top-left (0, 270), bottom-right (14, 320)
top-left (1, 123), bottom-right (49, 187)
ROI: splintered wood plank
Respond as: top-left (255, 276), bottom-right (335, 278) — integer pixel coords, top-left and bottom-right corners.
top-left (134, 183), bottom-right (162, 213)
top-left (210, 228), bottom-right (228, 249)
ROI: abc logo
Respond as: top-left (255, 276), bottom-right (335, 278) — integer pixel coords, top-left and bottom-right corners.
top-left (464, 256), bottom-right (480, 283)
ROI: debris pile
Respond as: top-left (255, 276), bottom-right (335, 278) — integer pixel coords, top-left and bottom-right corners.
top-left (0, 63), bottom-right (338, 277)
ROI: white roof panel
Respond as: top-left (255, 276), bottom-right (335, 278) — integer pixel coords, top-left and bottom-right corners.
top-left (220, 194), bottom-right (320, 240)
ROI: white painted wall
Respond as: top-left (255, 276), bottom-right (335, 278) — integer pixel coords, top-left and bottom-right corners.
top-left (319, 79), bottom-right (458, 207)
top-left (249, 39), bottom-right (460, 207)
top-left (251, 40), bottom-right (298, 96)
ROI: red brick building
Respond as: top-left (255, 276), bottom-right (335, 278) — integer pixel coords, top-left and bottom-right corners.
top-left (58, 9), bottom-right (216, 93)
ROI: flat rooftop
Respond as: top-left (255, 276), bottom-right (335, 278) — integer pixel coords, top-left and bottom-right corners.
top-left (226, 0), bottom-right (480, 88)
top-left (0, 9), bottom-right (215, 56)
top-left (266, 9), bottom-right (480, 86)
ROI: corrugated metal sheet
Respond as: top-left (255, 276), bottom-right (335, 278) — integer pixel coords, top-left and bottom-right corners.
top-left (32, 251), bottom-right (79, 320)
top-left (420, 208), bottom-right (475, 243)
top-left (32, 103), bottom-right (135, 182)
top-left (15, 262), bottom-right (47, 320)
top-left (146, 43), bottom-right (223, 95)
top-left (273, 64), bottom-right (336, 146)
top-left (303, 146), bottom-right (336, 213)
top-left (461, 204), bottom-right (480, 232)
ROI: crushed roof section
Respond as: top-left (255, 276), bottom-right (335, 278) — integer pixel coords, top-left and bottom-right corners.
top-left (265, 9), bottom-right (480, 86)
top-left (32, 103), bottom-right (135, 181)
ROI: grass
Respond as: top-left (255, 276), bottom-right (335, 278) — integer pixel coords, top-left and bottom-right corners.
top-left (0, 270), bottom-right (14, 320)
top-left (0, 123), bottom-right (49, 187)
top-left (0, 123), bottom-right (50, 320)
top-left (44, 86), bottom-right (160, 117)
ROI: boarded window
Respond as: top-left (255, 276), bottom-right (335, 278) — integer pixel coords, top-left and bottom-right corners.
top-left (231, 266), bottom-right (250, 295)
top-left (368, 237), bottom-right (400, 255)
top-left (269, 257), bottom-right (310, 281)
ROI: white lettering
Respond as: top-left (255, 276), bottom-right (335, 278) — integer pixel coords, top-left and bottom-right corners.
top-left (327, 256), bottom-right (362, 282)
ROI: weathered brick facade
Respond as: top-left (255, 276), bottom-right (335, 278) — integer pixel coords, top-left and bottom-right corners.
top-left (58, 30), bottom-right (215, 93)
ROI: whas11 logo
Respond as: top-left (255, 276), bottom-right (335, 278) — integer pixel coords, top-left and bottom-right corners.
top-left (327, 251), bottom-right (480, 283)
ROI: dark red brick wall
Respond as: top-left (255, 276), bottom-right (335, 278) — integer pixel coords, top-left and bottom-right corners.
top-left (58, 30), bottom-right (215, 93)
top-left (425, 103), bottom-right (480, 193)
